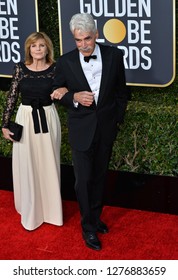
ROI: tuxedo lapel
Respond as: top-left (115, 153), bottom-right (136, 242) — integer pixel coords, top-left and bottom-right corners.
top-left (97, 45), bottom-right (112, 105)
top-left (67, 50), bottom-right (91, 91)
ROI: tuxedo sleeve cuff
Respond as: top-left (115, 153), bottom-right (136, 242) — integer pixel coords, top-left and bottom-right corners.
top-left (73, 101), bottom-right (79, 108)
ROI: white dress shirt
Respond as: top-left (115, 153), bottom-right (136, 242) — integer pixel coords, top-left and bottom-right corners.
top-left (80, 44), bottom-right (102, 104)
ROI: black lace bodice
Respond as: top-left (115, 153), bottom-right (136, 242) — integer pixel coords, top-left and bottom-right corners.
top-left (2, 62), bottom-right (56, 128)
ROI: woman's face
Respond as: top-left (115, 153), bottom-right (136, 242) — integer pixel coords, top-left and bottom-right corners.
top-left (29, 38), bottom-right (48, 60)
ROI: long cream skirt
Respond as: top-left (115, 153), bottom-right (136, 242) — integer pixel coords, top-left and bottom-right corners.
top-left (12, 103), bottom-right (63, 230)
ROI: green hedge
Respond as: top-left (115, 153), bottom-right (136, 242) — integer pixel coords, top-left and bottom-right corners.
top-left (110, 92), bottom-right (178, 176)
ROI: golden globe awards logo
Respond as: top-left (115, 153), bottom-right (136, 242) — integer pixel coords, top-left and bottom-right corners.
top-left (80, 0), bottom-right (152, 71)
top-left (58, 0), bottom-right (175, 87)
top-left (103, 19), bottom-right (126, 44)
top-left (103, 17), bottom-right (151, 71)
top-left (0, 0), bottom-right (38, 77)
top-left (0, 0), bottom-right (21, 64)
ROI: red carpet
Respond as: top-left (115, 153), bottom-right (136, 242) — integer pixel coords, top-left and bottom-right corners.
top-left (0, 190), bottom-right (178, 260)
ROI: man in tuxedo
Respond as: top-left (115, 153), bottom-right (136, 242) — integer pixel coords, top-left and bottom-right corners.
top-left (51, 13), bottom-right (128, 250)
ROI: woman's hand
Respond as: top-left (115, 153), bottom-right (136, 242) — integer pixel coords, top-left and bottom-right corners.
top-left (51, 87), bottom-right (68, 100)
top-left (2, 128), bottom-right (15, 142)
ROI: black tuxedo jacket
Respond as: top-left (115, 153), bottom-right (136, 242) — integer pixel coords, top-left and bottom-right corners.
top-left (53, 43), bottom-right (128, 151)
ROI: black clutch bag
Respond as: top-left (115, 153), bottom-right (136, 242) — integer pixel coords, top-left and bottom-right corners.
top-left (9, 121), bottom-right (23, 141)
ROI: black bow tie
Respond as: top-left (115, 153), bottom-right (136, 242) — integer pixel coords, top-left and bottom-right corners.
top-left (84, 55), bottom-right (97, 63)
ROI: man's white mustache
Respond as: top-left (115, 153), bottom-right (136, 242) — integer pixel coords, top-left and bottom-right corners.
top-left (79, 47), bottom-right (92, 52)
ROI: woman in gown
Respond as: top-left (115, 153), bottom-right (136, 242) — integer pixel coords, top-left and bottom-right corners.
top-left (2, 32), bottom-right (67, 231)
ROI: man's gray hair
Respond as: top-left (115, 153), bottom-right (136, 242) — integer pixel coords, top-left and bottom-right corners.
top-left (69, 13), bottom-right (97, 34)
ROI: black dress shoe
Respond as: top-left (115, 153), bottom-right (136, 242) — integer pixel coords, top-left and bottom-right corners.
top-left (82, 231), bottom-right (101, 250)
top-left (96, 221), bottom-right (109, 234)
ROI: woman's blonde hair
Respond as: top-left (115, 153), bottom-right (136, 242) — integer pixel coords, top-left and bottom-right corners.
top-left (24, 32), bottom-right (55, 65)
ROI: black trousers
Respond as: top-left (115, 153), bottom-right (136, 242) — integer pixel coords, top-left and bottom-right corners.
top-left (72, 128), bottom-right (113, 233)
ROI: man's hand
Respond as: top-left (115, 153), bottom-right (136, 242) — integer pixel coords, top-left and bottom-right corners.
top-left (51, 87), bottom-right (68, 100)
top-left (74, 91), bottom-right (95, 107)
